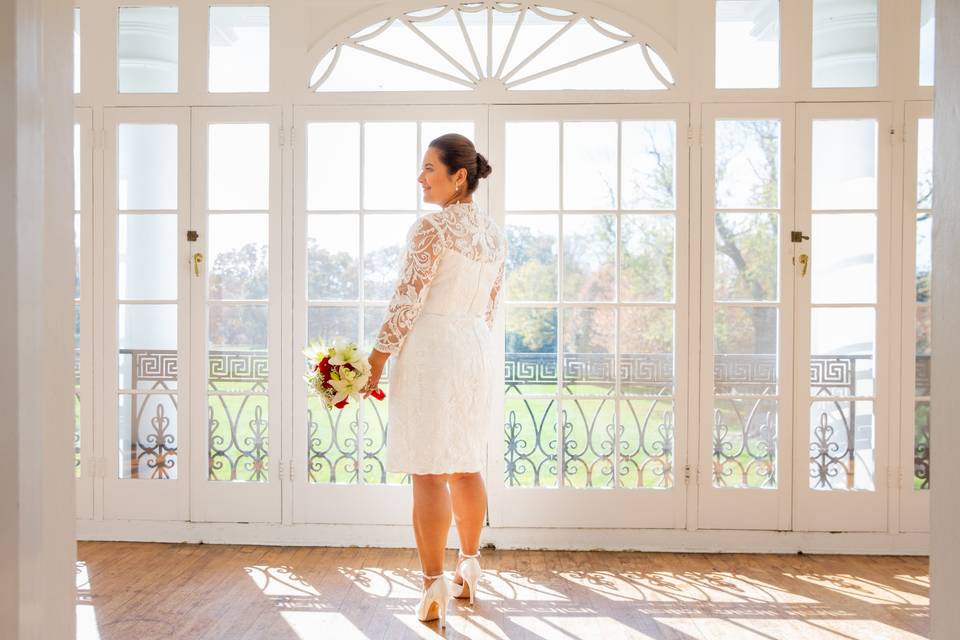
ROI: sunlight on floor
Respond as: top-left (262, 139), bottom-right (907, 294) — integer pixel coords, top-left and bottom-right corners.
top-left (75, 547), bottom-right (930, 640)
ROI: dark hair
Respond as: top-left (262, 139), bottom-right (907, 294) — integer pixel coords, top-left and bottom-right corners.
top-left (428, 133), bottom-right (492, 194)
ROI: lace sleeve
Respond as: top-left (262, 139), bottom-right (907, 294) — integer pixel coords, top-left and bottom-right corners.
top-left (483, 258), bottom-right (505, 330)
top-left (374, 215), bottom-right (445, 354)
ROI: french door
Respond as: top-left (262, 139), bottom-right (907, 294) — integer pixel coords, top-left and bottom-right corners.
top-left (101, 106), bottom-right (282, 522)
top-left (291, 105), bottom-right (488, 525)
top-left (698, 103), bottom-right (892, 532)
top-left (698, 104), bottom-right (796, 531)
top-left (793, 103), bottom-right (892, 532)
top-left (488, 104), bottom-right (690, 529)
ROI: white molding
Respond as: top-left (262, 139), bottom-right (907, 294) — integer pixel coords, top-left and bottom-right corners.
top-left (76, 519), bottom-right (929, 555)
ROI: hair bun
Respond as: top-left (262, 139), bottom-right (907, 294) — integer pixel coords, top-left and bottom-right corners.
top-left (476, 152), bottom-right (493, 179)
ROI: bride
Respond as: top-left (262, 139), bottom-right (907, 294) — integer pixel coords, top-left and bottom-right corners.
top-left (362, 133), bottom-right (504, 628)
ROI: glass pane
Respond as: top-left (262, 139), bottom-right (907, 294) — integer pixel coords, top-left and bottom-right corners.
top-left (621, 121), bottom-right (676, 210)
top-left (714, 306), bottom-right (778, 395)
top-left (510, 44), bottom-right (665, 91)
top-left (460, 8), bottom-right (488, 75)
top-left (810, 307), bottom-right (875, 397)
top-left (917, 118), bottom-right (933, 208)
top-left (207, 304), bottom-right (267, 393)
top-left (208, 6), bottom-right (270, 93)
top-left (363, 122), bottom-right (417, 210)
top-left (504, 389), bottom-right (557, 487)
top-left (208, 123), bottom-right (269, 211)
top-left (715, 0), bottom-right (780, 89)
top-left (118, 214), bottom-right (177, 300)
top-left (619, 307), bottom-right (673, 396)
top-left (74, 393), bottom-right (81, 477)
top-left (513, 18), bottom-right (618, 80)
top-left (413, 10), bottom-right (477, 75)
top-left (118, 7), bottom-right (178, 93)
top-left (561, 398), bottom-right (615, 488)
top-left (621, 214), bottom-right (675, 302)
top-left (307, 122), bottom-right (360, 211)
top-left (501, 10), bottom-right (565, 76)
top-left (74, 124), bottom-right (81, 211)
top-left (315, 45), bottom-right (471, 92)
top-left (562, 214), bottom-right (615, 301)
top-left (308, 305), bottom-right (360, 343)
top-left (118, 304), bottom-right (177, 351)
top-left (618, 398), bottom-right (674, 488)
top-left (73, 8), bottom-right (81, 94)
top-left (208, 214), bottom-right (269, 301)
top-left (916, 213), bottom-right (931, 303)
top-left (118, 124), bottom-right (177, 211)
top-left (562, 122), bottom-right (617, 210)
top-left (715, 120), bottom-right (780, 209)
top-left (914, 400), bottom-right (930, 489)
top-left (506, 122), bottom-right (559, 211)
top-left (812, 120), bottom-right (878, 210)
top-left (208, 394), bottom-right (269, 481)
top-left (307, 214), bottom-right (359, 300)
top-left (810, 400), bottom-right (875, 490)
top-left (505, 306), bottom-right (558, 394)
top-left (74, 214), bottom-right (81, 300)
top-left (562, 307), bottom-right (614, 394)
top-left (363, 392), bottom-right (404, 485)
top-left (713, 397), bottom-right (777, 488)
top-left (366, 19), bottom-right (469, 81)
top-left (714, 212), bottom-right (778, 302)
top-left (811, 213), bottom-right (876, 304)
top-left (812, 0), bottom-right (877, 88)
top-left (118, 308), bottom-right (178, 392)
top-left (209, 303), bottom-right (268, 352)
top-left (118, 392), bottom-right (178, 479)
top-left (307, 395), bottom-right (360, 484)
top-left (364, 214), bottom-right (417, 300)
top-left (74, 304), bottom-right (81, 375)
top-left (363, 305), bottom-right (388, 355)
top-left (916, 305), bottom-right (932, 357)
top-left (920, 0), bottom-right (935, 86)
top-left (505, 214), bottom-right (558, 302)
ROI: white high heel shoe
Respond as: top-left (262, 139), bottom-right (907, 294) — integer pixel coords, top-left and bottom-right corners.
top-left (415, 572), bottom-right (449, 627)
top-left (450, 551), bottom-right (481, 604)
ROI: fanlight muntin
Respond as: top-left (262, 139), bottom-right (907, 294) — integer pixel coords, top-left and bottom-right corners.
top-left (308, 1), bottom-right (677, 94)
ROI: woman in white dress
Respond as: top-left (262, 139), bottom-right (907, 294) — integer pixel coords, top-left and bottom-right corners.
top-left (363, 133), bottom-right (505, 627)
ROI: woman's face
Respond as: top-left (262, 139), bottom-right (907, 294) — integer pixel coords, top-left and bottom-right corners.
top-left (418, 146), bottom-right (467, 205)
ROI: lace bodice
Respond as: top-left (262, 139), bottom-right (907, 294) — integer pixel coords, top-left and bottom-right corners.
top-left (374, 202), bottom-right (506, 354)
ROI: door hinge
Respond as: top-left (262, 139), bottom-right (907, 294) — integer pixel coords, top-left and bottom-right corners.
top-left (684, 464), bottom-right (693, 483)
top-left (278, 460), bottom-right (293, 482)
top-left (279, 127), bottom-right (286, 147)
top-left (687, 126), bottom-right (701, 148)
top-left (94, 129), bottom-right (105, 151)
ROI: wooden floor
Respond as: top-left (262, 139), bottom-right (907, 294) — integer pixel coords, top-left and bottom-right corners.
top-left (76, 542), bottom-right (929, 640)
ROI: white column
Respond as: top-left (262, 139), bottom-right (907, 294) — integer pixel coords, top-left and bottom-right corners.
top-left (0, 0), bottom-right (76, 638)
top-left (931, 0), bottom-right (960, 638)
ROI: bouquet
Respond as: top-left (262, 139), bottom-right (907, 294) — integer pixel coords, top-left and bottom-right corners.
top-left (304, 338), bottom-right (386, 410)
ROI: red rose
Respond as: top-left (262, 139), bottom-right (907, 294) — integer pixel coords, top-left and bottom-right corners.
top-left (334, 398), bottom-right (349, 409)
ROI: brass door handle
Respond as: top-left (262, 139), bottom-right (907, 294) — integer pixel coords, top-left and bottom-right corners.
top-left (193, 252), bottom-right (204, 277)
top-left (799, 253), bottom-right (809, 277)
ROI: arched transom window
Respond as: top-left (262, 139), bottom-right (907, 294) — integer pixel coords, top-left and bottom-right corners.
top-left (308, 1), bottom-right (676, 92)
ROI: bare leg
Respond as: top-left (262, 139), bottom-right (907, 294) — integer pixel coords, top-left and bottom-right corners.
top-left (448, 472), bottom-right (486, 586)
top-left (412, 473), bottom-right (452, 587)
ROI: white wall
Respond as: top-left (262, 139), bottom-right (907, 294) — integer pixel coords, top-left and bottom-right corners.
top-left (930, 0), bottom-right (960, 637)
top-left (0, 0), bottom-right (77, 638)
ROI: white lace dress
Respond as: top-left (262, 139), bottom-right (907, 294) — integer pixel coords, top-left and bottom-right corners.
top-left (374, 202), bottom-right (506, 475)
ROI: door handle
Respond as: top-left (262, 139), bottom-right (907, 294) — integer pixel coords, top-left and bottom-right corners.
top-left (193, 252), bottom-right (204, 277)
top-left (799, 253), bottom-right (809, 277)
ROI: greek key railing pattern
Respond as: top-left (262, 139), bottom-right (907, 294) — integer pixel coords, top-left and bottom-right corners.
top-left (120, 349), bottom-right (898, 491)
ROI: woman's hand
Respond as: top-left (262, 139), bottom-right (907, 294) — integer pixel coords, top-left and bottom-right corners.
top-left (363, 349), bottom-right (390, 397)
